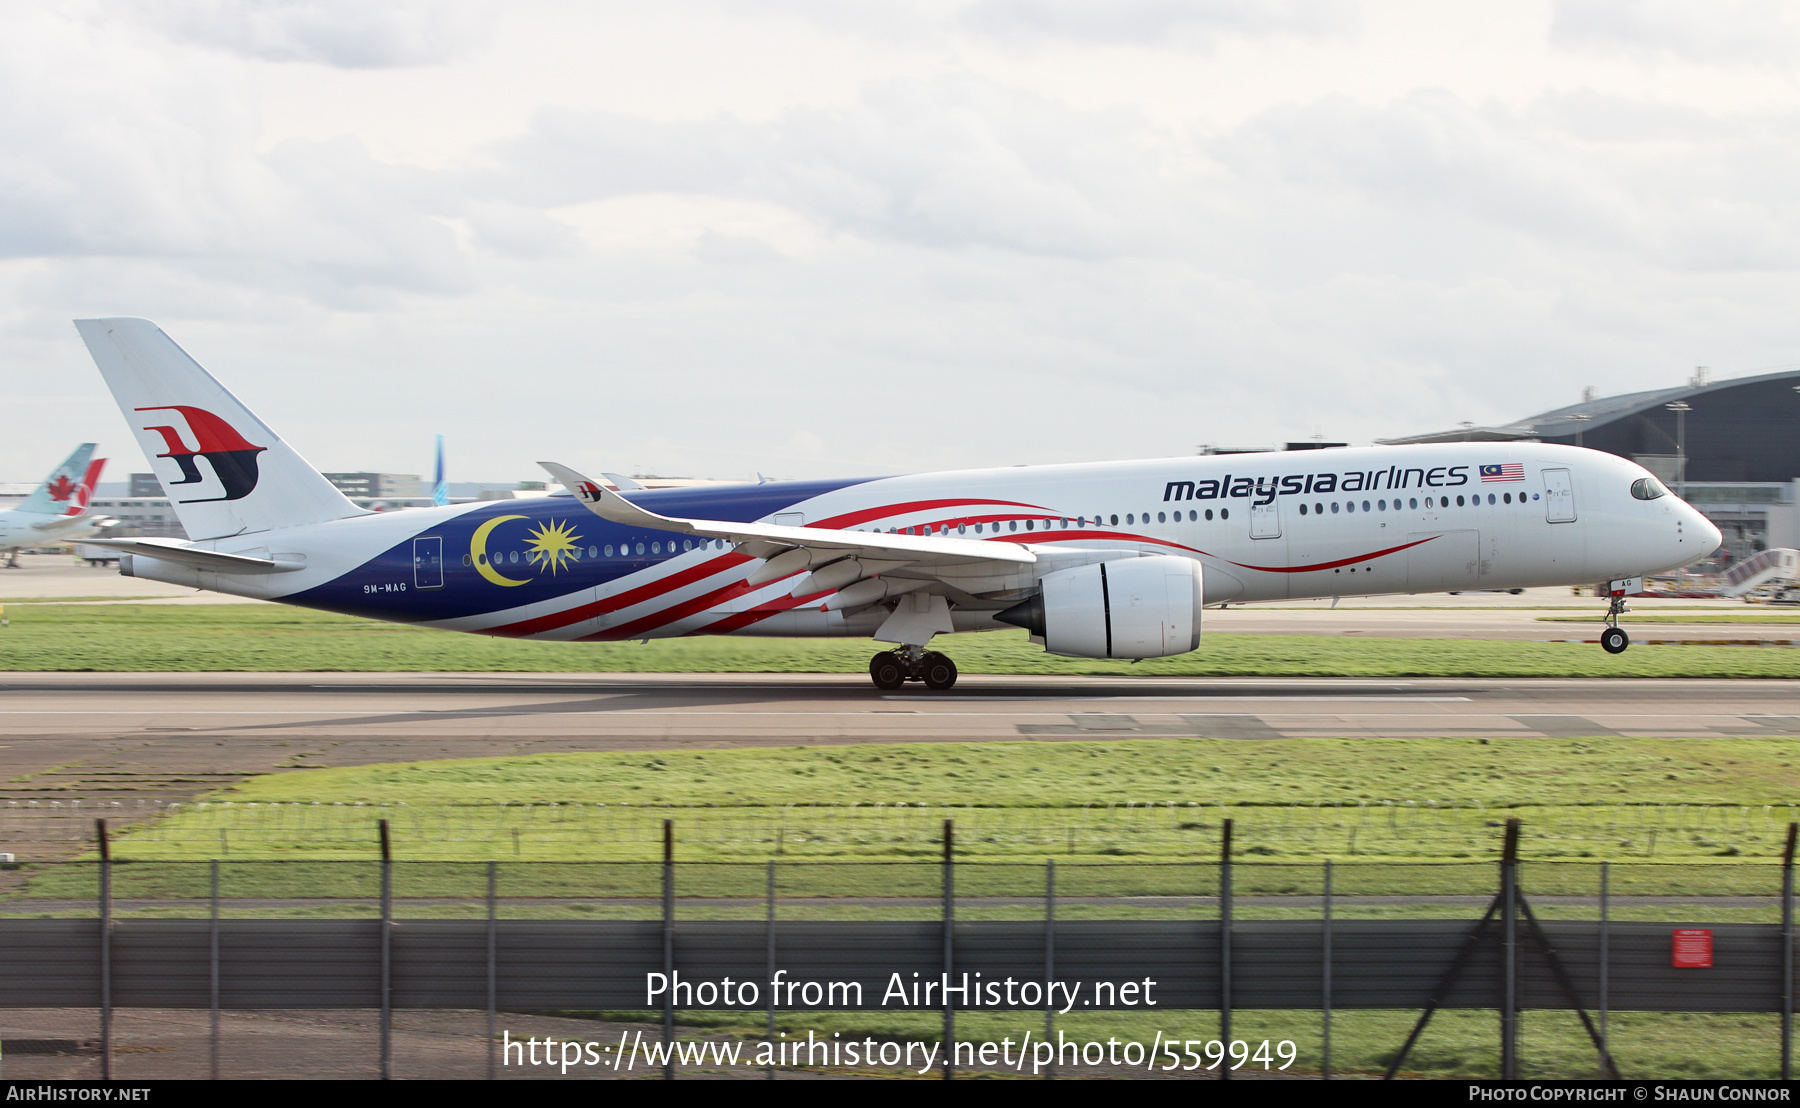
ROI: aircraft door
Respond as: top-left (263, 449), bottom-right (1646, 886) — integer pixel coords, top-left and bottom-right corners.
top-left (1542, 469), bottom-right (1576, 523)
top-left (413, 535), bottom-right (444, 589)
top-left (1249, 499), bottom-right (1281, 539)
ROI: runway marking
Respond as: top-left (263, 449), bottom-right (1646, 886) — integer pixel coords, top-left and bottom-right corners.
top-left (1508, 714), bottom-right (1624, 739)
top-left (886, 695), bottom-right (1473, 703)
top-left (1179, 714), bottom-right (1293, 740)
top-left (0, 710), bottom-right (410, 716)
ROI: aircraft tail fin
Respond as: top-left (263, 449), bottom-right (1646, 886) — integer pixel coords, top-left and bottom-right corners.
top-left (68, 457), bottom-right (106, 515)
top-left (74, 318), bottom-right (366, 540)
top-left (15, 443), bottom-right (96, 516)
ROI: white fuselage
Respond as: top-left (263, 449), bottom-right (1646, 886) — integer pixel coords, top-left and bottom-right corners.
top-left (118, 442), bottom-right (1719, 644)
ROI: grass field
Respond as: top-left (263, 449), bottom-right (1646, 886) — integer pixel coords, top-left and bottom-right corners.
top-left (74, 737), bottom-right (1800, 872)
top-left (202, 736), bottom-right (1800, 809)
top-left (4, 602), bottom-right (1800, 676)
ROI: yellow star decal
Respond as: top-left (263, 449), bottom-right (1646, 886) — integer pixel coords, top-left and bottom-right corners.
top-left (525, 518), bottom-right (584, 575)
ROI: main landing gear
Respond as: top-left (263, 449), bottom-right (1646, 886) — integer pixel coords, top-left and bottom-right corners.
top-left (869, 646), bottom-right (958, 691)
top-left (1600, 592), bottom-right (1631, 655)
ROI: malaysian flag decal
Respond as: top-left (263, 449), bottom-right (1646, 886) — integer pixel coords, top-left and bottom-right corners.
top-left (1480, 463), bottom-right (1525, 482)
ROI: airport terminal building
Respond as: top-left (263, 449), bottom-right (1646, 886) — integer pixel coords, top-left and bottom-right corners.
top-left (1382, 368), bottom-right (1800, 564)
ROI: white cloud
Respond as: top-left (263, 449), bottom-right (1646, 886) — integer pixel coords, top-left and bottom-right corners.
top-left (130, 0), bottom-right (496, 68)
top-left (6, 3), bottom-right (1800, 484)
top-left (484, 75), bottom-right (1183, 258)
top-left (961, 0), bottom-right (1359, 50)
top-left (1216, 89), bottom-right (1800, 273)
top-left (0, 14), bottom-right (471, 301)
top-left (1551, 0), bottom-right (1800, 68)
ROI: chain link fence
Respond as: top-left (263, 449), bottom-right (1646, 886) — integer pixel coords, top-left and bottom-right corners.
top-left (2, 817), bottom-right (1796, 1081)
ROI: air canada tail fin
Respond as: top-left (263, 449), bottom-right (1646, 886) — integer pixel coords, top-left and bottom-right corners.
top-left (15, 443), bottom-right (96, 516)
top-left (74, 318), bottom-right (366, 540)
top-left (70, 457), bottom-right (106, 515)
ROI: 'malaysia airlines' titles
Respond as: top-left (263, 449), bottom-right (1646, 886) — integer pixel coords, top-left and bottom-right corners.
top-left (1164, 465), bottom-right (1473, 507)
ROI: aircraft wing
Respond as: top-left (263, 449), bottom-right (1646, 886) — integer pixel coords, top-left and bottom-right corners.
top-left (539, 462), bottom-right (1036, 574)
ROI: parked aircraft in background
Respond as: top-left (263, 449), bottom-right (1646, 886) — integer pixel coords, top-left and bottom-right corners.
top-left (77, 318), bottom-right (1720, 688)
top-left (0, 444), bottom-right (110, 567)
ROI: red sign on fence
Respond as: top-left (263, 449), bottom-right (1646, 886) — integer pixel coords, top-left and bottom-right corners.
top-left (1672, 928), bottom-right (1713, 968)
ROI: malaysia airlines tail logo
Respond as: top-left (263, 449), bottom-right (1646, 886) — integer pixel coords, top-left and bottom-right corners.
top-left (135, 406), bottom-right (268, 503)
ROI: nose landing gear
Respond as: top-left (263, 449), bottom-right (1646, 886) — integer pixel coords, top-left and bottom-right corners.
top-left (1600, 592), bottom-right (1631, 654)
top-left (869, 646), bottom-right (958, 690)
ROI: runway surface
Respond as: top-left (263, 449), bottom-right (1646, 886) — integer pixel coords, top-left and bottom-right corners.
top-left (3, 672), bottom-right (1796, 806)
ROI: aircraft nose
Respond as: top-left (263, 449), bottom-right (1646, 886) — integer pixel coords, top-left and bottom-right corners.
top-left (1693, 508), bottom-right (1722, 555)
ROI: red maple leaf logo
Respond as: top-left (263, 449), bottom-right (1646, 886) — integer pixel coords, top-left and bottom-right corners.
top-left (46, 475), bottom-right (76, 501)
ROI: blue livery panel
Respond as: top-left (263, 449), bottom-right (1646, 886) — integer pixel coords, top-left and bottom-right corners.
top-left (284, 477), bottom-right (875, 623)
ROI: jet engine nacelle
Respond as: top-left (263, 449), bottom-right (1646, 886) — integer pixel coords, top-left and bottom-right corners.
top-left (996, 555), bottom-right (1203, 659)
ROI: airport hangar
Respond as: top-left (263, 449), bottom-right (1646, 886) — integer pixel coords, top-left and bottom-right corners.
top-left (1380, 367), bottom-right (1800, 566)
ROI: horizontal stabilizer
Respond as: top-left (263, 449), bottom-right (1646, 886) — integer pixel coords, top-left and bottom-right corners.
top-left (31, 513), bottom-right (109, 533)
top-left (83, 538), bottom-right (303, 574)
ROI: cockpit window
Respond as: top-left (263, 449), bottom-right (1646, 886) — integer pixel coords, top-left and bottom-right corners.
top-left (1631, 477), bottom-right (1667, 501)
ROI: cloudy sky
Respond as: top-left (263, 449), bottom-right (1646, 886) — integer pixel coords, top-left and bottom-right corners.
top-left (6, 0), bottom-right (1800, 485)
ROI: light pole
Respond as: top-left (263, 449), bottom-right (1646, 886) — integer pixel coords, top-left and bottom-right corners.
top-left (1570, 412), bottom-right (1590, 449)
top-left (1665, 401), bottom-right (1692, 499)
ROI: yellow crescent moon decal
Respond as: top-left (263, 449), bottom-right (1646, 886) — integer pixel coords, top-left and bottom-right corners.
top-left (471, 514), bottom-right (530, 586)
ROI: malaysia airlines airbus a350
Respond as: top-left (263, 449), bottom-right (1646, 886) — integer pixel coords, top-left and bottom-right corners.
top-left (76, 318), bottom-right (1721, 689)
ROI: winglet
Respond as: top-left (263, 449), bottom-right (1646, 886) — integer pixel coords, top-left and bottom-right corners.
top-left (538, 462), bottom-right (694, 534)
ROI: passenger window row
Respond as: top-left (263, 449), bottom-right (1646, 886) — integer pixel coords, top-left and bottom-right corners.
top-left (462, 537), bottom-right (730, 568)
top-left (457, 486), bottom-right (1542, 572)
top-left (1297, 491), bottom-right (1531, 516)
top-left (922, 509), bottom-right (1238, 535)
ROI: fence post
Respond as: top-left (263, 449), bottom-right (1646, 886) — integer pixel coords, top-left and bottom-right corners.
top-left (1045, 857), bottom-right (1055, 1081)
top-left (1784, 823), bottom-right (1797, 1081)
top-left (97, 819), bottom-right (111, 1082)
top-left (766, 858), bottom-right (776, 1081)
top-left (1501, 817), bottom-right (1520, 1081)
top-left (1599, 861), bottom-right (1609, 1074)
top-left (1322, 857), bottom-right (1332, 1081)
top-left (210, 857), bottom-right (220, 1081)
top-left (486, 859), bottom-right (497, 1081)
top-left (1220, 817), bottom-right (1232, 1081)
top-left (943, 818), bottom-right (954, 1081)
top-left (379, 818), bottom-right (391, 1081)
top-left (662, 818), bottom-right (674, 1081)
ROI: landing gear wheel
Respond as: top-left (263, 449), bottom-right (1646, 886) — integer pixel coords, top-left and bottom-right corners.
top-left (1599, 590), bottom-right (1631, 654)
top-left (921, 651), bottom-right (958, 690)
top-left (869, 653), bottom-right (906, 690)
